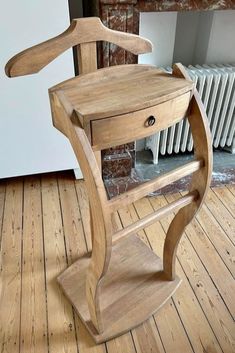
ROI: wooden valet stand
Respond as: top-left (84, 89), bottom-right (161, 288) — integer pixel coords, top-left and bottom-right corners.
top-left (6, 17), bottom-right (212, 343)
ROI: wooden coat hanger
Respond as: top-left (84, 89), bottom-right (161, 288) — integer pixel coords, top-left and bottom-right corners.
top-left (5, 17), bottom-right (152, 78)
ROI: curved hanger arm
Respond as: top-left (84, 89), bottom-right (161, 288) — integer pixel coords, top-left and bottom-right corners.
top-left (5, 17), bottom-right (153, 78)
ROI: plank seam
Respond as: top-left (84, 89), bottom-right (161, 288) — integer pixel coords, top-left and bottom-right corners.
top-left (40, 176), bottom-right (50, 353)
top-left (56, 175), bottom-right (80, 353)
top-left (19, 178), bottom-right (24, 353)
top-left (161, 194), bottom-right (232, 350)
top-left (132, 201), bottom-right (195, 353)
top-left (211, 187), bottom-right (235, 219)
top-left (0, 181), bottom-right (7, 251)
top-left (205, 197), bottom-right (235, 246)
top-left (179, 192), bottom-right (235, 279)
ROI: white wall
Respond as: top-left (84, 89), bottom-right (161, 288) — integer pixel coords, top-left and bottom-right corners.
top-left (140, 10), bottom-right (235, 68)
top-left (173, 11), bottom-right (201, 65)
top-left (206, 10), bottom-right (235, 63)
top-left (137, 9), bottom-right (235, 152)
top-left (192, 11), bottom-right (214, 65)
top-left (0, 0), bottom-right (81, 179)
top-left (139, 12), bottom-right (177, 67)
top-left (137, 11), bottom-right (177, 151)
top-left (174, 10), bottom-right (235, 65)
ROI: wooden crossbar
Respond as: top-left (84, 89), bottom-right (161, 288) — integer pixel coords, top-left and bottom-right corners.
top-left (112, 191), bottom-right (198, 243)
top-left (109, 159), bottom-right (203, 213)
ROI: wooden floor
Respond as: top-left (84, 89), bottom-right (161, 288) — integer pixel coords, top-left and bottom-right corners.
top-left (0, 172), bottom-right (234, 353)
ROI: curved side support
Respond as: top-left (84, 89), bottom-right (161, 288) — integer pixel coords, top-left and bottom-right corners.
top-left (50, 91), bottom-right (111, 333)
top-left (70, 122), bottom-right (112, 333)
top-left (5, 17), bottom-right (152, 78)
top-left (78, 131), bottom-right (112, 333)
top-left (163, 63), bottom-right (213, 280)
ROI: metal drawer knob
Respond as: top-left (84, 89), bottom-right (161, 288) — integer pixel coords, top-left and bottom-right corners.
top-left (146, 115), bottom-right (156, 127)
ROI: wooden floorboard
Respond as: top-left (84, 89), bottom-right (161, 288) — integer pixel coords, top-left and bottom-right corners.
top-left (227, 184), bottom-right (235, 197)
top-left (213, 186), bottom-right (235, 217)
top-left (187, 197), bottom-right (235, 278)
top-left (149, 194), bottom-right (235, 353)
top-left (20, 177), bottom-right (47, 353)
top-left (132, 197), bottom-right (225, 353)
top-left (0, 173), bottom-right (234, 353)
top-left (41, 175), bottom-right (78, 353)
top-left (0, 179), bottom-right (23, 353)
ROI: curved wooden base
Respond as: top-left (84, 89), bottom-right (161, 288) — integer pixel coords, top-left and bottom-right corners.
top-left (58, 234), bottom-right (181, 343)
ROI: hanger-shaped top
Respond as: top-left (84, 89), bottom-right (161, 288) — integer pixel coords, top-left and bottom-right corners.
top-left (5, 17), bottom-right (152, 78)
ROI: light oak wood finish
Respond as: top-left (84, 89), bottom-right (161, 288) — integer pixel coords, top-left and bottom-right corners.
top-left (1, 177), bottom-right (234, 353)
top-left (20, 178), bottom-right (47, 353)
top-left (148, 193), bottom-right (234, 353)
top-left (119, 198), bottom-right (224, 353)
top-left (91, 91), bottom-right (191, 150)
top-left (51, 62), bottom-right (211, 340)
top-left (0, 181), bottom-right (6, 299)
top-left (167, 192), bottom-right (235, 318)
top-left (41, 176), bottom-right (78, 353)
top-left (76, 40), bottom-right (102, 169)
top-left (57, 234), bottom-right (181, 343)
top-left (181, 189), bottom-right (235, 277)
top-left (112, 191), bottom-right (198, 243)
top-left (205, 188), bottom-right (235, 245)
top-left (59, 66), bottom-right (193, 121)
top-left (5, 17), bottom-right (152, 77)
top-left (163, 63), bottom-right (212, 280)
top-left (5, 19), bottom-right (212, 343)
top-left (212, 185), bottom-right (235, 217)
top-left (109, 159), bottom-right (203, 212)
top-left (0, 180), bottom-right (23, 353)
top-left (50, 64), bottom-right (193, 147)
top-left (77, 42), bottom-right (97, 75)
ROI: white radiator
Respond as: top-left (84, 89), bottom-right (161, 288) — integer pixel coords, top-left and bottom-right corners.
top-left (146, 64), bottom-right (235, 164)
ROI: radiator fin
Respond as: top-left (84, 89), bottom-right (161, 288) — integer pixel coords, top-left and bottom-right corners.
top-left (146, 64), bottom-right (235, 164)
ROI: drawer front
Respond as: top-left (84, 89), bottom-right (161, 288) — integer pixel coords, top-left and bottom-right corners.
top-left (91, 91), bottom-right (191, 150)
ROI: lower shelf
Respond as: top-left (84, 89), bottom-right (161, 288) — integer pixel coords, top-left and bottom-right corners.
top-left (57, 234), bottom-right (181, 343)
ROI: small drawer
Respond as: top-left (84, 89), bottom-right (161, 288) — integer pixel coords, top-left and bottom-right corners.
top-left (91, 91), bottom-right (191, 150)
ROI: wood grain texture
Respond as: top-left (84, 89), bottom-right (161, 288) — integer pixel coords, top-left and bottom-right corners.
top-left (205, 188), bottom-right (235, 245)
top-left (166, 193), bottom-right (235, 319)
top-left (77, 42), bottom-right (97, 75)
top-left (149, 193), bottom-right (235, 353)
top-left (132, 196), bottom-right (223, 353)
top-left (212, 186), bottom-right (235, 217)
top-left (163, 63), bottom-right (213, 280)
top-left (59, 174), bottom-right (137, 353)
top-left (0, 177), bottom-right (234, 352)
top-left (49, 61), bottom-right (211, 341)
top-left (58, 234), bottom-right (181, 343)
top-left (5, 17), bottom-right (152, 77)
top-left (20, 177), bottom-right (47, 353)
top-left (52, 94), bottom-right (113, 333)
top-left (57, 175), bottom-right (108, 353)
top-left (0, 181), bottom-right (6, 299)
top-left (63, 67), bottom-right (193, 121)
top-left (113, 191), bottom-right (198, 243)
top-left (76, 41), bottom-right (101, 170)
top-left (118, 201), bottom-right (194, 353)
top-left (41, 176), bottom-right (78, 353)
top-left (227, 184), bottom-right (235, 197)
top-left (183, 191), bottom-right (235, 277)
top-left (0, 180), bottom-right (23, 353)
top-left (108, 206), bottom-right (165, 353)
top-left (131, 318), bottom-right (166, 353)
top-left (91, 92), bottom-right (191, 150)
top-left (109, 159), bottom-right (203, 212)
top-left (5, 16), bottom-right (212, 342)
